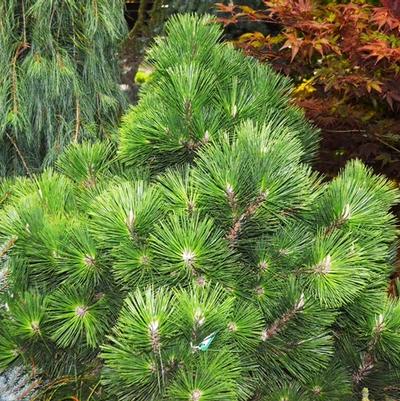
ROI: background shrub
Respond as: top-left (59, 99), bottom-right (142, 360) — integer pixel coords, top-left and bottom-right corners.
top-left (0, 0), bottom-right (127, 176)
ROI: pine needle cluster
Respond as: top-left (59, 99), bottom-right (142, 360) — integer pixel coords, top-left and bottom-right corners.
top-left (0, 0), bottom-right (127, 176)
top-left (0, 14), bottom-right (399, 401)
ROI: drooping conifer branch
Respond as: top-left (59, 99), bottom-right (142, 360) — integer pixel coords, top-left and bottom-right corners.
top-left (0, 0), bottom-right (127, 175)
top-left (73, 98), bottom-right (81, 143)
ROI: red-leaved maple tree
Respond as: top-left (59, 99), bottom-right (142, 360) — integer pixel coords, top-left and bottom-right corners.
top-left (217, 0), bottom-right (400, 179)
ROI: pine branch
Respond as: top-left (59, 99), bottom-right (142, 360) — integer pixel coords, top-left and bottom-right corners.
top-left (5, 133), bottom-right (32, 178)
top-left (227, 192), bottom-right (268, 245)
top-left (261, 294), bottom-right (305, 341)
top-left (352, 354), bottom-right (374, 385)
top-left (21, 0), bottom-right (27, 45)
top-left (1, 0), bottom-right (126, 175)
top-left (11, 43), bottom-right (29, 114)
top-left (324, 204), bottom-right (351, 236)
top-left (73, 97), bottom-right (81, 143)
top-left (352, 314), bottom-right (385, 384)
top-left (0, 237), bottom-right (17, 258)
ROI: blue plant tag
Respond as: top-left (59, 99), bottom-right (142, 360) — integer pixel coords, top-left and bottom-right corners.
top-left (197, 332), bottom-right (217, 351)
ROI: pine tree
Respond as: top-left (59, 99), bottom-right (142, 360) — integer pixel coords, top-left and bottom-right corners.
top-left (0, 0), bottom-right (127, 177)
top-left (1, 14), bottom-right (400, 401)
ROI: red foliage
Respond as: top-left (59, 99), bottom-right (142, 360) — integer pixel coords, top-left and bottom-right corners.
top-left (381, 0), bottom-right (400, 17)
top-left (216, 0), bottom-right (400, 181)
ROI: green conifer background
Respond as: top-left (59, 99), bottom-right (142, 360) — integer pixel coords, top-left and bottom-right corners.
top-left (0, 0), bottom-right (127, 176)
top-left (0, 14), bottom-right (400, 401)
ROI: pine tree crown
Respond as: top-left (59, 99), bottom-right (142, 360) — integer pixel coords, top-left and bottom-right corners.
top-left (119, 13), bottom-right (319, 171)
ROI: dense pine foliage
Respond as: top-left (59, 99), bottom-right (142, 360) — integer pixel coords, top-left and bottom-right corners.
top-left (0, 0), bottom-right (127, 176)
top-left (0, 14), bottom-right (399, 401)
top-left (119, 14), bottom-right (318, 168)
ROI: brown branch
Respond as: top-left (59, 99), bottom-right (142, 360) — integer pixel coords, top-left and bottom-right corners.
top-left (325, 129), bottom-right (367, 133)
top-left (324, 203), bottom-right (351, 236)
top-left (21, 0), bottom-right (27, 45)
top-left (73, 97), bottom-right (80, 142)
top-left (227, 191), bottom-right (268, 245)
top-left (352, 314), bottom-right (385, 384)
top-left (11, 43), bottom-right (28, 114)
top-left (93, 0), bottom-right (98, 21)
top-left (0, 236), bottom-right (17, 258)
top-left (18, 379), bottom-right (41, 401)
top-left (6, 132), bottom-right (32, 178)
top-left (374, 136), bottom-right (400, 154)
top-left (148, 0), bottom-right (164, 32)
top-left (0, 191), bottom-right (11, 206)
top-left (261, 294), bottom-right (305, 341)
top-left (129, 0), bottom-right (150, 40)
top-left (149, 321), bottom-right (160, 352)
top-left (225, 185), bottom-right (237, 212)
top-left (7, 40), bottom-right (32, 177)
top-left (352, 353), bottom-right (374, 385)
